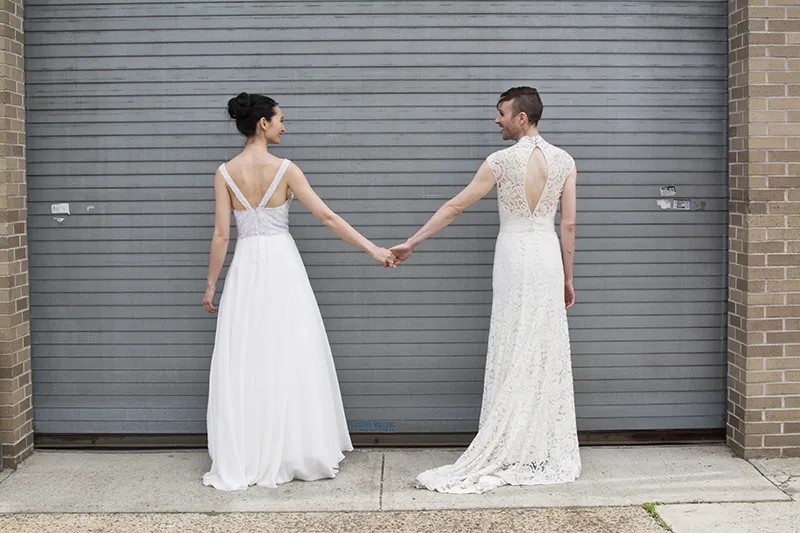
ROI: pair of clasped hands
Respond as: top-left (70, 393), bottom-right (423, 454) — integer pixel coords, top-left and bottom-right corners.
top-left (369, 241), bottom-right (413, 268)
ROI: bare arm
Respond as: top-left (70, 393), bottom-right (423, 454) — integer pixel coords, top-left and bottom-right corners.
top-left (286, 162), bottom-right (394, 266)
top-left (390, 161), bottom-right (496, 263)
top-left (560, 164), bottom-right (577, 309)
top-left (203, 169), bottom-right (232, 313)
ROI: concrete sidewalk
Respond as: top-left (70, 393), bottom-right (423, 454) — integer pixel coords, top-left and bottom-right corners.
top-left (0, 445), bottom-right (797, 532)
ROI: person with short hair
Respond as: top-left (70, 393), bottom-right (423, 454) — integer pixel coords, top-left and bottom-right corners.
top-left (392, 87), bottom-right (582, 493)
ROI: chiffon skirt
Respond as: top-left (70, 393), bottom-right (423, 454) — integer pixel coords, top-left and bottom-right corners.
top-left (203, 233), bottom-right (353, 491)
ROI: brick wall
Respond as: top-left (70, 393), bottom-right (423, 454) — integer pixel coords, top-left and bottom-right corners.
top-left (0, 0), bottom-right (31, 469)
top-left (727, 0), bottom-right (800, 459)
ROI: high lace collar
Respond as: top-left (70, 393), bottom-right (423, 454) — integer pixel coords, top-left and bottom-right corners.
top-left (518, 134), bottom-right (543, 144)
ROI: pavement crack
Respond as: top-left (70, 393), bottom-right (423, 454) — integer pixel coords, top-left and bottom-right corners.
top-left (776, 474), bottom-right (799, 491)
top-left (749, 461), bottom-right (794, 498)
top-left (379, 452), bottom-right (386, 511)
top-left (0, 471), bottom-right (14, 487)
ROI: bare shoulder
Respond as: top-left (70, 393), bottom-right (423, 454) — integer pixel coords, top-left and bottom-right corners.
top-left (284, 160), bottom-right (304, 180)
top-left (225, 153), bottom-right (285, 173)
top-left (222, 153), bottom-right (245, 169)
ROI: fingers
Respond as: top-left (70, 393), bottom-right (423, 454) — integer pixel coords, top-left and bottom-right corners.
top-left (379, 248), bottom-right (398, 268)
top-left (388, 243), bottom-right (410, 256)
top-left (202, 299), bottom-right (218, 313)
top-left (388, 250), bottom-right (406, 267)
top-left (387, 245), bottom-right (411, 263)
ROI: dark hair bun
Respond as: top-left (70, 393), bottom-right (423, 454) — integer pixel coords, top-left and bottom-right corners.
top-left (226, 92), bottom-right (279, 137)
top-left (228, 92), bottom-right (253, 120)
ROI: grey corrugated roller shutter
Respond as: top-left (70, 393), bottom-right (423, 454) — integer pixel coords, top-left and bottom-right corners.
top-left (25, 1), bottom-right (728, 434)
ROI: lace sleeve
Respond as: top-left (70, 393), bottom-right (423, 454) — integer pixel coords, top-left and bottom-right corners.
top-left (566, 154), bottom-right (576, 178)
top-left (486, 151), bottom-right (503, 185)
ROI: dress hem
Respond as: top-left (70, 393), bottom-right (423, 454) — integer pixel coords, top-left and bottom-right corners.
top-left (203, 447), bottom-right (352, 492)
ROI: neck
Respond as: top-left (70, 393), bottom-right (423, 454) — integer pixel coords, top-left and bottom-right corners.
top-left (513, 125), bottom-right (540, 141)
top-left (244, 135), bottom-right (269, 153)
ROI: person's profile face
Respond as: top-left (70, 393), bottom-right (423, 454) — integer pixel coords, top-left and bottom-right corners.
top-left (263, 106), bottom-right (285, 144)
top-left (494, 100), bottom-right (522, 141)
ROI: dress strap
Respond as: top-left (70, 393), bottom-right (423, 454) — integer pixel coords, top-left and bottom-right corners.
top-left (219, 163), bottom-right (253, 211)
top-left (257, 159), bottom-right (292, 209)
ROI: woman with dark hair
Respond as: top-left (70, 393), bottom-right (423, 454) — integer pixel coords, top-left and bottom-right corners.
top-left (202, 92), bottom-right (395, 491)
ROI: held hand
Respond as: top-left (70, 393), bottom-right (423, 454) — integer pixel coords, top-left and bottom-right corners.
top-left (389, 242), bottom-right (414, 265)
top-left (368, 246), bottom-right (397, 268)
top-left (564, 281), bottom-right (575, 310)
top-left (203, 285), bottom-right (218, 313)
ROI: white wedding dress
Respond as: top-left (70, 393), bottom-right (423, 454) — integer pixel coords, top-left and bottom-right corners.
top-left (417, 135), bottom-right (582, 493)
top-left (203, 159), bottom-right (353, 491)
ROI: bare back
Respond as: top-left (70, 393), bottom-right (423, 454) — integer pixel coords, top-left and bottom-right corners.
top-left (524, 147), bottom-right (550, 214)
top-left (223, 157), bottom-right (292, 211)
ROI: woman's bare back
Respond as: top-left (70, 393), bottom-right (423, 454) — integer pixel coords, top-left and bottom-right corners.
top-left (223, 155), bottom-right (292, 211)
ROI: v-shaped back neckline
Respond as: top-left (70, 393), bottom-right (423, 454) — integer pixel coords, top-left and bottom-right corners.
top-left (220, 159), bottom-right (291, 212)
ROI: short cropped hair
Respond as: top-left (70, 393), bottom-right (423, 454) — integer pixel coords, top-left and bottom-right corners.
top-left (497, 87), bottom-right (543, 125)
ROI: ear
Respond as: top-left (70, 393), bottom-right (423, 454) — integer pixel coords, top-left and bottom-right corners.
top-left (260, 116), bottom-right (270, 131)
top-left (517, 111), bottom-right (529, 125)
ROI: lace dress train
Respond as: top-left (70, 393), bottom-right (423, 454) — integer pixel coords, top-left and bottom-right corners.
top-left (416, 136), bottom-right (582, 494)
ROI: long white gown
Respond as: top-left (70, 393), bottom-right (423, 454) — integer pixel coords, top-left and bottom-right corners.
top-left (416, 135), bottom-right (582, 493)
top-left (203, 159), bottom-right (353, 491)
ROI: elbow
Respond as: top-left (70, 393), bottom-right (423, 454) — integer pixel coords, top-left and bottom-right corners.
top-left (560, 220), bottom-right (576, 232)
top-left (318, 209), bottom-right (336, 228)
top-left (212, 231), bottom-right (229, 244)
top-left (443, 201), bottom-right (465, 219)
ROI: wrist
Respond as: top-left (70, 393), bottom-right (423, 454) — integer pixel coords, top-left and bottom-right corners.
top-left (565, 279), bottom-right (573, 285)
top-left (206, 280), bottom-right (216, 289)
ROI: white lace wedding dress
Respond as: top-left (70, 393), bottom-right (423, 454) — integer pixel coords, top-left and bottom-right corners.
top-left (417, 135), bottom-right (582, 493)
top-left (203, 159), bottom-right (352, 491)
